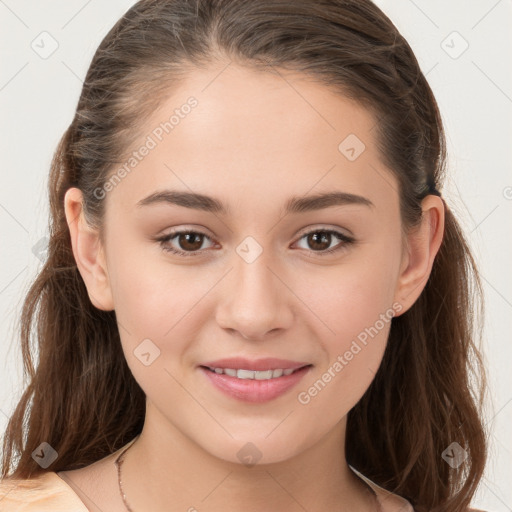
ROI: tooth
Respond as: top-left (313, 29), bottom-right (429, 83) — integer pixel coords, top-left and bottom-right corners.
top-left (237, 369), bottom-right (255, 379)
top-left (211, 367), bottom-right (298, 379)
top-left (255, 370), bottom-right (274, 380)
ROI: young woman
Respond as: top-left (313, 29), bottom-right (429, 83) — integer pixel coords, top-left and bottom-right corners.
top-left (0, 1), bottom-right (488, 511)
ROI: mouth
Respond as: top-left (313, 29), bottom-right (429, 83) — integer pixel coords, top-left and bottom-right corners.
top-left (198, 364), bottom-right (313, 403)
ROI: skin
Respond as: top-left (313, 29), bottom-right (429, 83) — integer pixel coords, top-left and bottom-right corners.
top-left (61, 62), bottom-right (444, 512)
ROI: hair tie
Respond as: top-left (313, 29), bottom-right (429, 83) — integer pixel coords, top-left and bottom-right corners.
top-left (424, 178), bottom-right (441, 197)
top-left (428, 183), bottom-right (441, 197)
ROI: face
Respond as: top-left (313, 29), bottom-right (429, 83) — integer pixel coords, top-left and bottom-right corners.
top-left (67, 62), bottom-right (438, 466)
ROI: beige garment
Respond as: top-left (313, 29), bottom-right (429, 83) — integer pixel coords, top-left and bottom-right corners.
top-left (350, 466), bottom-right (415, 512)
top-left (0, 471), bottom-right (88, 511)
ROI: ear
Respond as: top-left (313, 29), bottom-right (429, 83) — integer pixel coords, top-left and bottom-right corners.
top-left (64, 187), bottom-right (114, 311)
top-left (393, 195), bottom-right (445, 316)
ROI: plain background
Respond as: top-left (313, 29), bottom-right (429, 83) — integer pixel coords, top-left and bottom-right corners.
top-left (0, 1), bottom-right (510, 510)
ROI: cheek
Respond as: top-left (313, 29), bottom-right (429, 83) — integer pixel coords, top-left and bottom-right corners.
top-left (301, 247), bottom-right (400, 342)
top-left (292, 246), bottom-right (400, 410)
top-left (107, 242), bottom-right (210, 360)
top-left (108, 226), bottom-right (196, 322)
top-left (109, 260), bottom-right (212, 400)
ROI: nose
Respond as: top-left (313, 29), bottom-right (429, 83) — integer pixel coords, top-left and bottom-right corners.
top-left (215, 248), bottom-right (294, 341)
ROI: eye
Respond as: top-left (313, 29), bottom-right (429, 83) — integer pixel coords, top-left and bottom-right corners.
top-left (156, 230), bottom-right (215, 257)
top-left (294, 229), bottom-right (355, 255)
top-left (155, 227), bottom-right (355, 258)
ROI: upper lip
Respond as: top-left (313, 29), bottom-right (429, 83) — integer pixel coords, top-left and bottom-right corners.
top-left (200, 357), bottom-right (311, 371)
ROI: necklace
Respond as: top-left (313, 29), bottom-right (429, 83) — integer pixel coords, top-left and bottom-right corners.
top-left (114, 437), bottom-right (382, 512)
top-left (114, 436), bottom-right (139, 512)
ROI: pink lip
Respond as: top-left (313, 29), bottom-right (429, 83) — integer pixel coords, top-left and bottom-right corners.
top-left (199, 365), bottom-right (312, 403)
top-left (200, 357), bottom-right (310, 371)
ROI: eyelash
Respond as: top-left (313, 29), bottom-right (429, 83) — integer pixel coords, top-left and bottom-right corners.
top-left (155, 228), bottom-right (355, 258)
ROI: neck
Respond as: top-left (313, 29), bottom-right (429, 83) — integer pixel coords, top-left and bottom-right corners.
top-left (118, 402), bottom-right (377, 512)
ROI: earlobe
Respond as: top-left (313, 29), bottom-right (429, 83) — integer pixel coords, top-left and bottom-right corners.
top-left (63, 187), bottom-right (114, 311)
top-left (393, 195), bottom-right (445, 316)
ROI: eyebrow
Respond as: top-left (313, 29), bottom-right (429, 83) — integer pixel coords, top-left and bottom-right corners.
top-left (135, 190), bottom-right (374, 214)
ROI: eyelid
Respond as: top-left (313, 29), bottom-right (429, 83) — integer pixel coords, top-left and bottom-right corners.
top-left (157, 224), bottom-right (215, 238)
top-left (294, 224), bottom-right (354, 240)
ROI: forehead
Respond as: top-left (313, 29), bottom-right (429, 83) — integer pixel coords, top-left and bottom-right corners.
top-left (108, 63), bottom-right (397, 214)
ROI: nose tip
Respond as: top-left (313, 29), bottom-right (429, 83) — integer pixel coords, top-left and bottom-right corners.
top-left (238, 327), bottom-right (281, 341)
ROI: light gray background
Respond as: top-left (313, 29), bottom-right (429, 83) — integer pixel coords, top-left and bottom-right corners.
top-left (1, 1), bottom-right (511, 510)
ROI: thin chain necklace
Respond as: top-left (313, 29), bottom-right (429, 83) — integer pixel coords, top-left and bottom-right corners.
top-left (114, 436), bottom-right (138, 512)
top-left (114, 436), bottom-right (382, 512)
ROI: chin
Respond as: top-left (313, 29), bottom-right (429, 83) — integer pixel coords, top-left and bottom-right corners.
top-left (202, 431), bottom-right (311, 468)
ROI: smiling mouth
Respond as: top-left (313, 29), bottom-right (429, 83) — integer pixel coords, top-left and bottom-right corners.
top-left (199, 363), bottom-right (313, 403)
top-left (200, 364), bottom-right (312, 380)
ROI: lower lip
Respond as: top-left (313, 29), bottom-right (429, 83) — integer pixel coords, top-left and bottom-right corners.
top-left (199, 366), bottom-right (312, 403)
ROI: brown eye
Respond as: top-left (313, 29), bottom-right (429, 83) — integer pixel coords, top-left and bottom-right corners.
top-left (176, 232), bottom-right (205, 251)
top-left (295, 229), bottom-right (355, 255)
top-left (156, 230), bottom-right (214, 256)
top-left (307, 231), bottom-right (332, 251)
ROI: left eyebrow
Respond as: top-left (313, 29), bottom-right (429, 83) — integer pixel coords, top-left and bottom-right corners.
top-left (135, 190), bottom-right (374, 215)
top-left (283, 191), bottom-right (374, 214)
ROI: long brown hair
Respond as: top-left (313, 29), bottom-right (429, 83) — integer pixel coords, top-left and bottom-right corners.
top-left (1, 1), bottom-right (487, 510)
